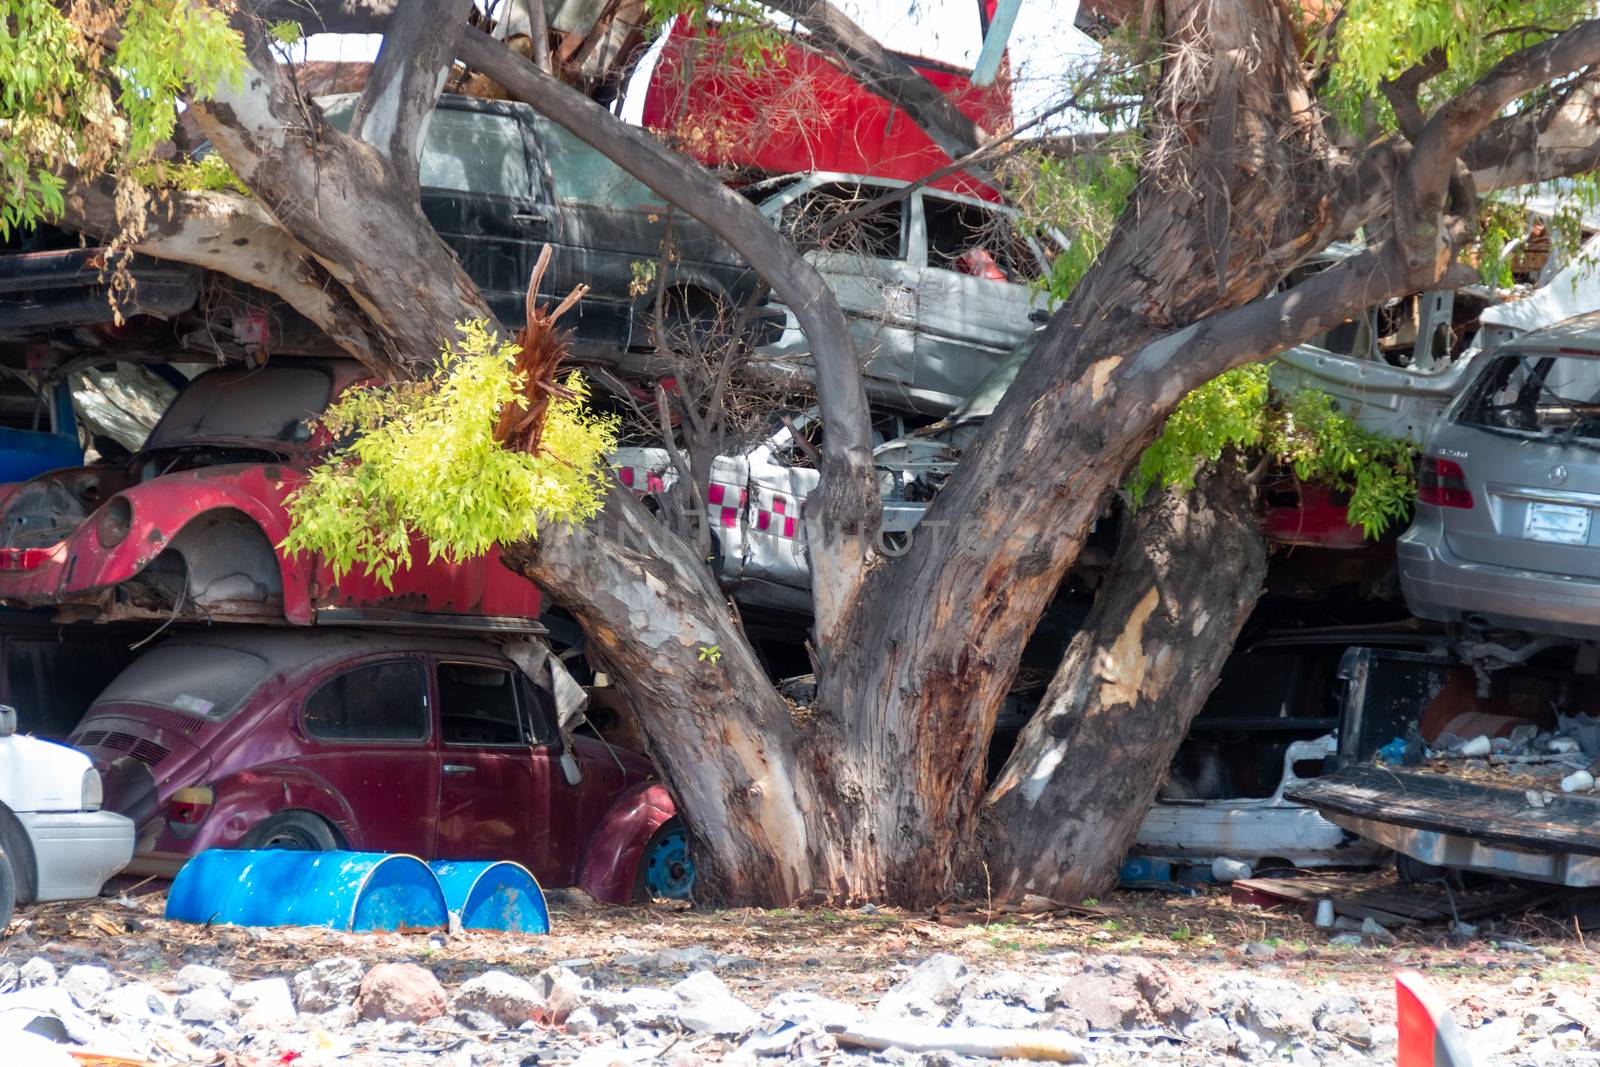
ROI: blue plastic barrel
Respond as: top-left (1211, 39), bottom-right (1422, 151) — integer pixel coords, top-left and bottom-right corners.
top-left (166, 850), bottom-right (448, 932)
top-left (430, 860), bottom-right (549, 934)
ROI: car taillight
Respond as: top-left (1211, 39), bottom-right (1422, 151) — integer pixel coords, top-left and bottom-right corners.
top-left (1418, 456), bottom-right (1474, 509)
top-left (165, 786), bottom-right (215, 839)
top-left (0, 547), bottom-right (53, 571)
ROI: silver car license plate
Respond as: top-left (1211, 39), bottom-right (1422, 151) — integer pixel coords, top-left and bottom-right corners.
top-left (1525, 501), bottom-right (1592, 545)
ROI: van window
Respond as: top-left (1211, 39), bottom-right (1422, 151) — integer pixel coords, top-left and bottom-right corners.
top-left (93, 642), bottom-right (271, 722)
top-left (420, 109), bottom-right (532, 196)
top-left (147, 366), bottom-right (331, 448)
top-left (439, 663), bottom-right (523, 746)
top-left (534, 117), bottom-right (657, 208)
top-left (303, 660), bottom-right (429, 741)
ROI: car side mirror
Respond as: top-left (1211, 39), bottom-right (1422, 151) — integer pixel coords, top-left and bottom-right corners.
top-left (559, 751), bottom-right (583, 786)
top-left (0, 705), bottom-right (15, 737)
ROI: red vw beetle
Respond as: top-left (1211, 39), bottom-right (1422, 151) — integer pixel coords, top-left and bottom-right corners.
top-left (0, 358), bottom-right (540, 628)
top-left (71, 629), bottom-right (693, 902)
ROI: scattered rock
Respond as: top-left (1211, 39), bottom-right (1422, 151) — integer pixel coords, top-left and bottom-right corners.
top-left (671, 969), bottom-right (758, 1036)
top-left (1243, 942), bottom-right (1276, 958)
top-left (874, 954), bottom-right (968, 1025)
top-left (764, 990), bottom-right (864, 1031)
top-left (177, 985), bottom-right (237, 1027)
top-left (1314, 994), bottom-right (1372, 1044)
top-left (101, 981), bottom-right (174, 1025)
top-left (175, 964), bottom-right (233, 994)
top-left (536, 965), bottom-right (586, 1024)
top-left (292, 956), bottom-right (364, 1014)
top-left (19, 958), bottom-right (57, 989)
top-left (231, 977), bottom-right (295, 1027)
top-left (586, 986), bottom-right (677, 1030)
top-left (60, 965), bottom-right (111, 1007)
top-left (452, 970), bottom-right (543, 1028)
top-left (356, 963), bottom-right (447, 1024)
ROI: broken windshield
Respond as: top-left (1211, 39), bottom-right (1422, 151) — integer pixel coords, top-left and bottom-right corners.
top-left (145, 366), bottom-right (332, 449)
top-left (1458, 353), bottom-right (1600, 445)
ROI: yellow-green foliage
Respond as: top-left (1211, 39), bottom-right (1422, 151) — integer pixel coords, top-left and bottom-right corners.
top-left (0, 0), bottom-right (243, 237)
top-left (282, 321), bottom-right (618, 587)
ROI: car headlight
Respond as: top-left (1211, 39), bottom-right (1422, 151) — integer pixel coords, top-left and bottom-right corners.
top-left (81, 767), bottom-right (103, 812)
top-left (96, 497), bottom-right (133, 549)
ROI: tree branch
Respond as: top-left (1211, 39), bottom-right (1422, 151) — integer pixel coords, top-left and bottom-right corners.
top-left (59, 177), bottom-right (381, 367)
top-left (189, 11), bottom-right (494, 372)
top-left (455, 26), bottom-right (882, 638)
top-left (763, 0), bottom-right (984, 161)
top-left (1378, 48), bottom-right (1446, 141)
top-left (348, 0), bottom-right (472, 197)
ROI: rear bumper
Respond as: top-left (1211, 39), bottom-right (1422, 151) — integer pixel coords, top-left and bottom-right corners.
top-left (1398, 525), bottom-right (1600, 639)
top-left (16, 810), bottom-right (135, 900)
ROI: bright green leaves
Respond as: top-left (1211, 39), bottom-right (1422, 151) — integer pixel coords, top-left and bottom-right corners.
top-left (0, 0), bottom-right (244, 238)
top-left (1129, 365), bottom-right (1419, 539)
top-left (1128, 365), bottom-right (1270, 500)
top-left (1315, 0), bottom-right (1591, 132)
top-left (281, 321), bottom-right (619, 588)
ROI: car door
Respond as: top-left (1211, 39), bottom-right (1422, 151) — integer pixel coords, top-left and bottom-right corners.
top-left (772, 181), bottom-right (920, 387)
top-left (295, 657), bottom-right (436, 855)
top-left (513, 674), bottom-right (606, 885)
top-left (914, 193), bottom-right (1048, 403)
top-left (433, 660), bottom-right (541, 867)
top-left (415, 101), bottom-right (555, 331)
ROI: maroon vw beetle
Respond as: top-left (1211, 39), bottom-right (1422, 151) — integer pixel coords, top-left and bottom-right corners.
top-left (70, 629), bottom-right (692, 902)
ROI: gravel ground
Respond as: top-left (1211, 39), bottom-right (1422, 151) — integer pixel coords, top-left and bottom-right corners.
top-left (0, 878), bottom-right (1596, 1065)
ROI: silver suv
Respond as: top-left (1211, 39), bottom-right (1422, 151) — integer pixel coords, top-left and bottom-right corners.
top-left (1400, 310), bottom-right (1600, 638)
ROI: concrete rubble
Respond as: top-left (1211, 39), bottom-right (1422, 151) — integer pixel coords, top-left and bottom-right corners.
top-left (0, 939), bottom-right (1595, 1066)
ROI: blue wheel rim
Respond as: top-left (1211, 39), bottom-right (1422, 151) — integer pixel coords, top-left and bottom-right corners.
top-left (643, 826), bottom-right (695, 899)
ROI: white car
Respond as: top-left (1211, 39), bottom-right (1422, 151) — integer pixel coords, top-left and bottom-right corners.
top-left (0, 705), bottom-right (133, 928)
top-left (748, 172), bottom-right (1064, 415)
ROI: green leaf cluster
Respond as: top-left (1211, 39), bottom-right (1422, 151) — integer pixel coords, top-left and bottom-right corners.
top-left (1016, 139), bottom-right (1139, 306)
top-left (0, 0), bottom-right (243, 238)
top-left (1129, 365), bottom-right (1419, 538)
top-left (281, 321), bottom-right (619, 588)
top-left (1314, 0), bottom-right (1592, 132)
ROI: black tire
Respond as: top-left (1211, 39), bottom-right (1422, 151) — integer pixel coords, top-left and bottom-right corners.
top-left (0, 845), bottom-right (16, 935)
top-left (0, 809), bottom-right (35, 904)
top-left (241, 811), bottom-right (339, 852)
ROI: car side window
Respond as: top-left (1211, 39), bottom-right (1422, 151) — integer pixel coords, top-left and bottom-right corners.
top-left (303, 660), bottom-right (429, 742)
top-left (516, 676), bottom-right (560, 747)
top-left (439, 663), bottom-right (524, 747)
top-left (532, 116), bottom-right (657, 208)
top-left (780, 183), bottom-right (905, 260)
top-left (419, 109), bottom-right (531, 197)
top-left (922, 196), bottom-right (1041, 283)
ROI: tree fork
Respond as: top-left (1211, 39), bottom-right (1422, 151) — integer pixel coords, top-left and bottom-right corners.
top-left (981, 469), bottom-right (1268, 901)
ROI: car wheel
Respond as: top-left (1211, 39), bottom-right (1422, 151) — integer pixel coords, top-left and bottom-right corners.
top-left (0, 845), bottom-right (15, 934)
top-left (635, 820), bottom-right (695, 902)
top-left (241, 811), bottom-right (339, 852)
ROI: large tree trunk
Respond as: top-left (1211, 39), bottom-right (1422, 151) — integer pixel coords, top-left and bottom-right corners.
top-left (982, 470), bottom-right (1267, 900)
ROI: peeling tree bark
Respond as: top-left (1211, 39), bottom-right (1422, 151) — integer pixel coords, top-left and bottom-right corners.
top-left (982, 471), bottom-right (1267, 901)
top-left (190, 13), bottom-right (492, 372)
